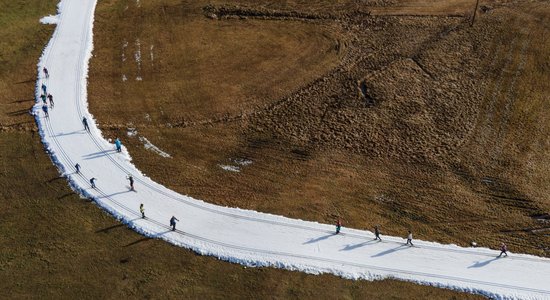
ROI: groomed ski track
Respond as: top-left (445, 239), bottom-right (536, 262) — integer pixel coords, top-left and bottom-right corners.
top-left (34, 0), bottom-right (550, 299)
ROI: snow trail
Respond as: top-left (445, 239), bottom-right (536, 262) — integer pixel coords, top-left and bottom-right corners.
top-left (34, 1), bottom-right (550, 299)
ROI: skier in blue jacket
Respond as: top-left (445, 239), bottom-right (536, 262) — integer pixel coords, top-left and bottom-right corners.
top-left (115, 138), bottom-right (122, 152)
top-left (42, 104), bottom-right (49, 118)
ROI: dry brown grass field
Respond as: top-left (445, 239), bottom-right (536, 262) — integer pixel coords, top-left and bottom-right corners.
top-left (0, 0), bottom-right (548, 298)
top-left (90, 0), bottom-right (549, 256)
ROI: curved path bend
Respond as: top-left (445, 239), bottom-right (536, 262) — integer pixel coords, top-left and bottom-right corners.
top-left (34, 0), bottom-right (550, 299)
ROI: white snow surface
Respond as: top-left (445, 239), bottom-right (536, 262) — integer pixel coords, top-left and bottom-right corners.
top-left (219, 164), bottom-right (240, 172)
top-left (34, 1), bottom-right (550, 299)
top-left (138, 136), bottom-right (171, 158)
top-left (40, 15), bottom-right (60, 25)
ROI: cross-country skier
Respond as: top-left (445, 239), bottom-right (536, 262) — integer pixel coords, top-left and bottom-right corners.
top-left (75, 163), bottom-right (80, 173)
top-left (335, 218), bottom-right (342, 234)
top-left (42, 104), bottom-right (49, 118)
top-left (90, 177), bottom-right (97, 188)
top-left (498, 243), bottom-right (508, 258)
top-left (43, 67), bottom-right (49, 78)
top-left (127, 175), bottom-right (134, 191)
top-left (140, 203), bottom-right (145, 218)
top-left (115, 138), bottom-right (122, 153)
top-left (41, 83), bottom-right (47, 94)
top-left (47, 94), bottom-right (54, 108)
top-left (405, 230), bottom-right (414, 246)
top-left (40, 94), bottom-right (47, 104)
top-left (82, 117), bottom-right (90, 132)
top-left (374, 225), bottom-right (382, 241)
top-left (170, 216), bottom-right (179, 231)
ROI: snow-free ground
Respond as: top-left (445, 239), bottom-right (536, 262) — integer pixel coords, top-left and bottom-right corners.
top-left (34, 0), bottom-right (550, 299)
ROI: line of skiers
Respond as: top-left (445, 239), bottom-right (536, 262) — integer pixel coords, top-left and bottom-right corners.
top-left (80, 169), bottom-right (185, 230)
top-left (334, 218), bottom-right (508, 257)
top-left (43, 67), bottom-right (512, 257)
top-left (138, 204), bottom-right (179, 231)
top-left (81, 116), bottom-right (125, 155)
top-left (81, 117), bottom-right (124, 153)
top-left (40, 66), bottom-right (182, 236)
top-left (82, 170), bottom-right (135, 192)
top-left (40, 67), bottom-right (125, 153)
top-left (40, 69), bottom-right (53, 118)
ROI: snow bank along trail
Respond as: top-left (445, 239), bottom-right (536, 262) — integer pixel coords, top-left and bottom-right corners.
top-left (34, 0), bottom-right (550, 299)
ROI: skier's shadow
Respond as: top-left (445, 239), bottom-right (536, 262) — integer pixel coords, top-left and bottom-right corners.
top-left (371, 245), bottom-right (408, 257)
top-left (98, 190), bottom-right (132, 198)
top-left (303, 233), bottom-right (335, 244)
top-left (52, 130), bottom-right (85, 137)
top-left (123, 237), bottom-right (150, 247)
top-left (340, 240), bottom-right (378, 251)
top-left (83, 149), bottom-right (116, 160)
top-left (95, 223), bottom-right (125, 233)
top-left (468, 257), bottom-right (499, 268)
top-left (124, 230), bottom-right (171, 247)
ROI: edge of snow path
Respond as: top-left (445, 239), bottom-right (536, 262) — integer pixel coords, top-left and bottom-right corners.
top-left (32, 1), bottom-right (550, 299)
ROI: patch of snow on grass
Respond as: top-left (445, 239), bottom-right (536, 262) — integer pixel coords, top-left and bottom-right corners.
top-left (135, 39), bottom-right (141, 66)
top-left (219, 158), bottom-right (252, 172)
top-left (127, 128), bottom-right (137, 137)
top-left (40, 15), bottom-right (60, 25)
top-left (219, 165), bottom-right (240, 172)
top-left (233, 158), bottom-right (252, 166)
top-left (135, 39), bottom-right (142, 81)
top-left (138, 136), bottom-right (171, 158)
top-left (122, 40), bottom-right (128, 62)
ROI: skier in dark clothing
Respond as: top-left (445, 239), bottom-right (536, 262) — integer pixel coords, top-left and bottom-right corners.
top-left (140, 204), bottom-right (145, 218)
top-left (75, 163), bottom-right (80, 174)
top-left (374, 225), bottom-right (382, 241)
top-left (41, 83), bottom-right (47, 94)
top-left (335, 218), bottom-right (342, 234)
top-left (405, 230), bottom-right (414, 246)
top-left (43, 67), bottom-right (49, 78)
top-left (47, 94), bottom-right (54, 108)
top-left (40, 94), bottom-right (47, 104)
top-left (42, 104), bottom-right (49, 118)
top-left (115, 138), bottom-right (122, 153)
top-left (82, 117), bottom-right (90, 132)
top-left (127, 175), bottom-right (134, 191)
top-left (170, 216), bottom-right (179, 231)
top-left (90, 177), bottom-right (97, 188)
top-left (498, 243), bottom-right (508, 257)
